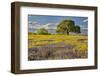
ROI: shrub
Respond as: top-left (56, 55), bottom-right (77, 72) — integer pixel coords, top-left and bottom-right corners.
top-left (37, 28), bottom-right (51, 35)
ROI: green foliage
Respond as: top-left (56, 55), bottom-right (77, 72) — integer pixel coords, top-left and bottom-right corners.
top-left (37, 28), bottom-right (51, 35)
top-left (28, 32), bottom-right (37, 35)
top-left (74, 25), bottom-right (81, 33)
top-left (56, 20), bottom-right (75, 35)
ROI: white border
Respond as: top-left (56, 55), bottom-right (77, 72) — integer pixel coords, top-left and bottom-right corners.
top-left (20, 6), bottom-right (95, 70)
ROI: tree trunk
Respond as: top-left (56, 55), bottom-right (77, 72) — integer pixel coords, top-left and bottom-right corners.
top-left (67, 31), bottom-right (69, 35)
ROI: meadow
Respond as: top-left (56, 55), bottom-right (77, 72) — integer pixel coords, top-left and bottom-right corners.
top-left (28, 34), bottom-right (88, 60)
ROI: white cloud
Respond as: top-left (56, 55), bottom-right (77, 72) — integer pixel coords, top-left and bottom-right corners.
top-left (81, 28), bottom-right (88, 30)
top-left (83, 19), bottom-right (88, 22)
top-left (28, 21), bottom-right (37, 24)
top-left (42, 23), bottom-right (58, 29)
top-left (28, 21), bottom-right (58, 29)
top-left (79, 25), bottom-right (88, 30)
top-left (28, 21), bottom-right (41, 29)
top-left (79, 25), bottom-right (84, 28)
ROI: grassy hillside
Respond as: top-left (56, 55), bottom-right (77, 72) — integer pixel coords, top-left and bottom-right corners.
top-left (28, 34), bottom-right (88, 60)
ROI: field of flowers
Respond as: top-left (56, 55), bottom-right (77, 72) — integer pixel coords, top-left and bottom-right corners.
top-left (28, 34), bottom-right (88, 60)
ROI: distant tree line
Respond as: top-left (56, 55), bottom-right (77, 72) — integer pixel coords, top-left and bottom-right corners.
top-left (30, 19), bottom-right (81, 35)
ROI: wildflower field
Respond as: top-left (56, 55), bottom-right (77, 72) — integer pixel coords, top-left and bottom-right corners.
top-left (28, 34), bottom-right (88, 60)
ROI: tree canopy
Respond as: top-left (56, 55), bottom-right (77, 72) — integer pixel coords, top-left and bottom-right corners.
top-left (74, 25), bottom-right (81, 33)
top-left (56, 20), bottom-right (75, 35)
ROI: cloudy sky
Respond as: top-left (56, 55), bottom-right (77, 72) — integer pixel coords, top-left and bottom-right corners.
top-left (28, 15), bottom-right (88, 30)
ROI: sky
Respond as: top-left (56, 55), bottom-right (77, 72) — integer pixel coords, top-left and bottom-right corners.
top-left (28, 15), bottom-right (88, 30)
